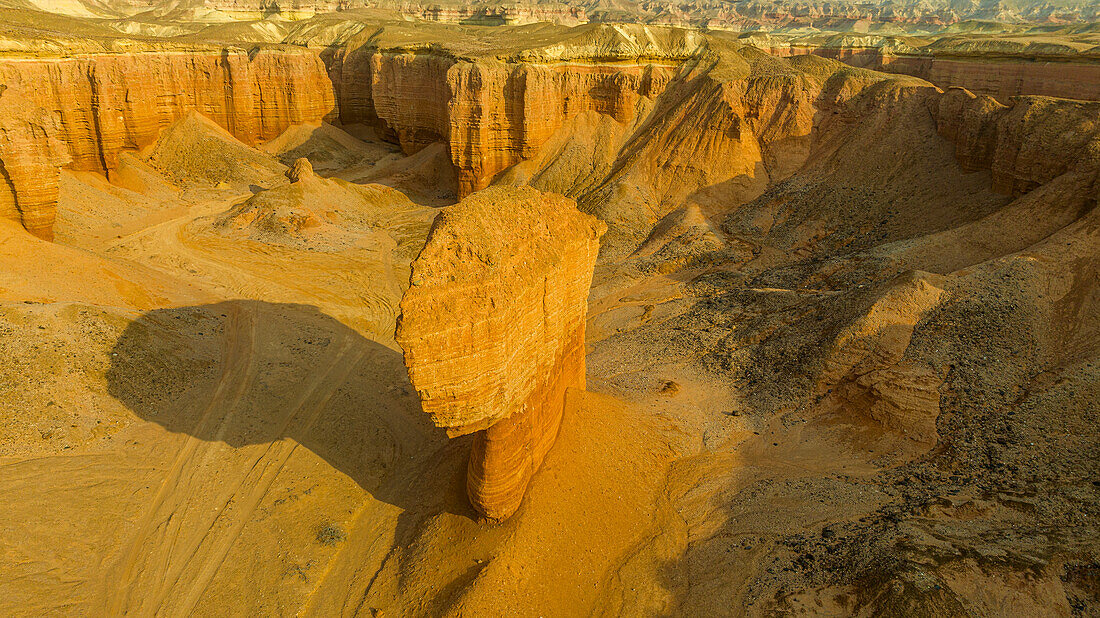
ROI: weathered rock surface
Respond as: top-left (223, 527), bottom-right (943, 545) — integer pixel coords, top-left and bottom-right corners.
top-left (7, 19), bottom-right (1096, 243)
top-left (752, 33), bottom-right (1100, 102)
top-left (575, 0), bottom-right (1100, 30)
top-left (2, 8), bottom-right (1100, 615)
top-left (396, 185), bottom-right (605, 520)
top-left (816, 272), bottom-right (946, 446)
top-left (329, 43), bottom-right (679, 197)
top-left (934, 88), bottom-right (1100, 195)
top-left (0, 88), bottom-right (70, 240)
top-left (446, 60), bottom-right (676, 195)
top-left (285, 156), bottom-right (314, 182)
top-left (409, 2), bottom-right (586, 25)
top-left (0, 48), bottom-right (335, 175)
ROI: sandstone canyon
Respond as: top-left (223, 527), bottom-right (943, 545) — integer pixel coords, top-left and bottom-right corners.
top-left (0, 1), bottom-right (1098, 616)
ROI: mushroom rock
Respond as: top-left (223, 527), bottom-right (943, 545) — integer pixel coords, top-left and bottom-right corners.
top-left (395, 185), bottom-right (606, 521)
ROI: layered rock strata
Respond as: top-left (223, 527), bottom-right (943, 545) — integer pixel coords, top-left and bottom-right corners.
top-left (0, 48), bottom-right (335, 175)
top-left (9, 28), bottom-right (1097, 243)
top-left (446, 61), bottom-right (675, 195)
top-left (328, 47), bottom-right (677, 196)
top-left (395, 185), bottom-right (605, 521)
top-left (0, 88), bottom-right (70, 240)
top-left (761, 41), bottom-right (1100, 102)
top-left (411, 4), bottom-right (586, 25)
top-left (934, 88), bottom-right (1100, 195)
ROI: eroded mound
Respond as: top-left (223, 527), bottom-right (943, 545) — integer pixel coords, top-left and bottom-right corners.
top-left (213, 157), bottom-right (425, 252)
top-left (145, 111), bottom-right (288, 190)
top-left (261, 122), bottom-right (396, 174)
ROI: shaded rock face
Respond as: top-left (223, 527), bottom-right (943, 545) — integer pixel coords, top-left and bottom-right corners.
top-left (395, 186), bottom-right (605, 521)
top-left (0, 88), bottom-right (70, 240)
top-left (934, 88), bottom-right (1100, 196)
top-left (0, 49), bottom-right (335, 175)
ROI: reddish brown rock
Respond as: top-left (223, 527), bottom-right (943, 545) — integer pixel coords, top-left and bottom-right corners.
top-left (395, 186), bottom-right (605, 521)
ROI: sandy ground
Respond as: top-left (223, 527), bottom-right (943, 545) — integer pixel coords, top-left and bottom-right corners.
top-left (1, 87), bottom-right (1097, 618)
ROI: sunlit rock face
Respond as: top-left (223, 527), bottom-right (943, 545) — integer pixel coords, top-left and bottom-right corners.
top-left (396, 185), bottom-right (605, 521)
top-left (0, 88), bottom-right (70, 240)
top-left (0, 48), bottom-right (335, 175)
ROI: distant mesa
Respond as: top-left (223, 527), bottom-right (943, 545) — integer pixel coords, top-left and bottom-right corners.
top-left (396, 185), bottom-right (606, 521)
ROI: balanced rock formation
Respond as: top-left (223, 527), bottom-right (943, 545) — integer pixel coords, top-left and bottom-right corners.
top-left (396, 185), bottom-right (605, 521)
top-left (0, 87), bottom-right (70, 240)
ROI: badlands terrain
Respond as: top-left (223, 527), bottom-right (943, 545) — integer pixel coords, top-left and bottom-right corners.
top-left (1, 1), bottom-right (1099, 616)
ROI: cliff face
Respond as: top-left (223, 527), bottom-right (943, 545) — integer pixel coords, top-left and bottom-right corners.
top-left (0, 47), bottom-right (334, 238)
top-left (767, 44), bottom-right (1100, 102)
top-left (0, 37), bottom-right (681, 238)
top-left (486, 52), bottom-right (861, 255)
top-left (0, 48), bottom-right (336, 175)
top-left (917, 58), bottom-right (1100, 103)
top-left (326, 48), bottom-right (454, 156)
top-left (395, 185), bottom-right (605, 521)
top-left (0, 89), bottom-right (70, 240)
top-left (329, 49), bottom-right (677, 196)
top-left (8, 34), bottom-right (1095, 245)
top-left (446, 60), bottom-right (675, 195)
top-left (934, 88), bottom-right (1100, 195)
top-left (370, 52), bottom-right (454, 154)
